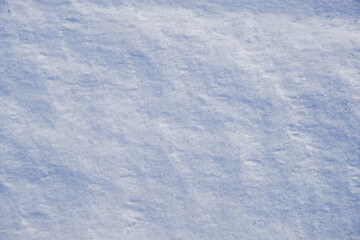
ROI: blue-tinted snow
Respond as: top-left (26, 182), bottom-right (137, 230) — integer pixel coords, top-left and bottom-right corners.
top-left (0, 0), bottom-right (360, 239)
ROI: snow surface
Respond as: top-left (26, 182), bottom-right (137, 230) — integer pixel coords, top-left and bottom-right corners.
top-left (1, 0), bottom-right (360, 239)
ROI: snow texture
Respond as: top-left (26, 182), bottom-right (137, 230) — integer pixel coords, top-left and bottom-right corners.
top-left (1, 0), bottom-right (360, 239)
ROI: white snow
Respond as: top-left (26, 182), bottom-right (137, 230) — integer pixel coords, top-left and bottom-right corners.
top-left (0, 0), bottom-right (360, 239)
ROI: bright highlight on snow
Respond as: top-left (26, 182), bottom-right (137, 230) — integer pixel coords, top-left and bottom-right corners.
top-left (0, 0), bottom-right (360, 239)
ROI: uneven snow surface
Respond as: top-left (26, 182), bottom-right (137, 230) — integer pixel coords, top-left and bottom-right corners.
top-left (1, 0), bottom-right (360, 239)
